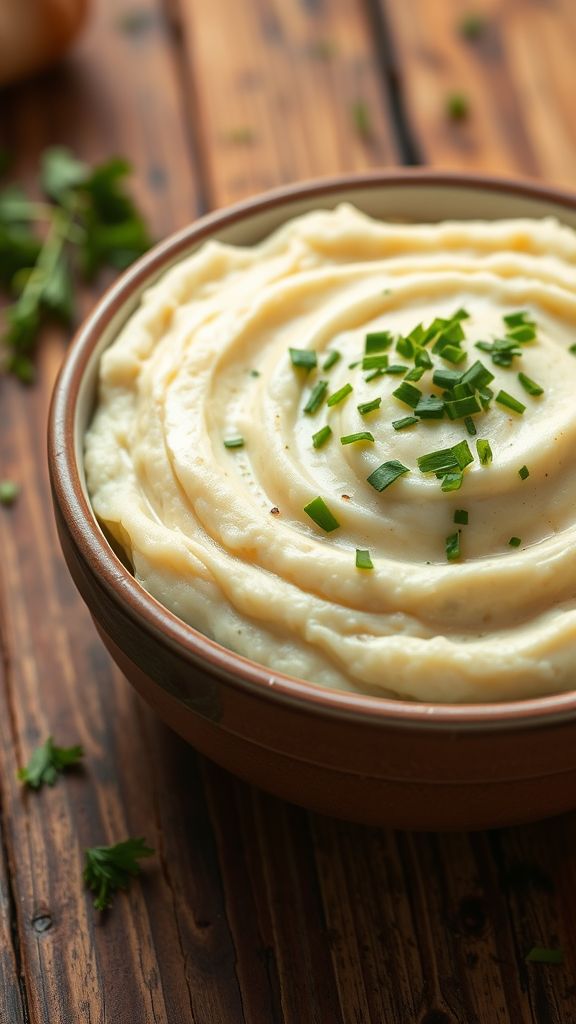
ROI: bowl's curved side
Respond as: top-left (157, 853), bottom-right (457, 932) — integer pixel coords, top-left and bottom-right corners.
top-left (48, 170), bottom-right (576, 829)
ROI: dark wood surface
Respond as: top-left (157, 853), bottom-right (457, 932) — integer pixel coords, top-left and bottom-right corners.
top-left (1, 1), bottom-right (576, 1021)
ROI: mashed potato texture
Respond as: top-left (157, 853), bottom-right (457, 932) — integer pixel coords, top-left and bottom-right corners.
top-left (85, 205), bottom-right (576, 701)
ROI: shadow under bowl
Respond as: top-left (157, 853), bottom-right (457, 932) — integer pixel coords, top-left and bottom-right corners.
top-left (48, 170), bottom-right (576, 830)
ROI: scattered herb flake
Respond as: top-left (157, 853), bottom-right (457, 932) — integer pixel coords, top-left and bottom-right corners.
top-left (304, 496), bottom-right (340, 532)
top-left (223, 436), bottom-right (244, 449)
top-left (392, 381), bottom-right (422, 409)
top-left (0, 480), bottom-right (19, 505)
top-left (303, 379), bottom-right (328, 415)
top-left (355, 549), bottom-right (374, 570)
top-left (18, 737), bottom-right (83, 790)
top-left (518, 372), bottom-right (544, 397)
top-left (84, 838), bottom-right (154, 911)
top-left (357, 397), bottom-right (381, 416)
top-left (446, 532), bottom-right (461, 561)
top-left (476, 438), bottom-right (493, 466)
top-left (340, 431), bottom-right (374, 445)
top-left (366, 460), bottom-right (409, 492)
top-left (289, 347), bottom-right (317, 371)
top-left (446, 92), bottom-right (470, 120)
top-left (327, 382), bottom-right (353, 407)
top-left (323, 349), bottom-right (341, 371)
top-left (509, 536), bottom-right (522, 548)
top-left (365, 331), bottom-right (393, 353)
top-left (454, 509), bottom-right (469, 525)
top-left (519, 465), bottom-right (530, 481)
top-left (392, 415), bottom-right (418, 431)
top-left (362, 353), bottom-right (389, 371)
top-left (312, 425), bottom-right (332, 449)
top-left (496, 390), bottom-right (526, 415)
top-left (441, 472), bottom-right (463, 492)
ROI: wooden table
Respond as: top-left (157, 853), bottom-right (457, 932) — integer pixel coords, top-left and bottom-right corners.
top-left (1, 1), bottom-right (575, 1021)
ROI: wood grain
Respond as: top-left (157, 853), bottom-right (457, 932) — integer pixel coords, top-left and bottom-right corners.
top-left (1, 0), bottom-right (576, 1021)
top-left (380, 0), bottom-right (576, 186)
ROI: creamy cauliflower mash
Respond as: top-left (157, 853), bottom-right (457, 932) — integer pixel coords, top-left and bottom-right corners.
top-left (85, 204), bottom-right (576, 702)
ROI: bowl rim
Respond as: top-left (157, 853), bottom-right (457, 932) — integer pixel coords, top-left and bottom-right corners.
top-left (49, 167), bottom-right (576, 733)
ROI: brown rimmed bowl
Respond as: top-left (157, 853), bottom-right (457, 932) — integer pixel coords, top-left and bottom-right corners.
top-left (48, 171), bottom-right (576, 831)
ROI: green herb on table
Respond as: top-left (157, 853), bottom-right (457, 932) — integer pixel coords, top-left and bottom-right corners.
top-left (18, 736), bottom-right (84, 790)
top-left (0, 480), bottom-right (19, 505)
top-left (1, 147), bottom-right (150, 382)
top-left (351, 99), bottom-right (373, 141)
top-left (355, 549), bottom-right (374, 570)
top-left (459, 13), bottom-right (487, 40)
top-left (84, 838), bottom-right (154, 911)
top-left (525, 947), bottom-right (565, 965)
top-left (446, 92), bottom-right (470, 120)
top-left (304, 496), bottom-right (340, 532)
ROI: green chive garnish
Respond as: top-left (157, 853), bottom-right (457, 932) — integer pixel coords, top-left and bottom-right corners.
top-left (289, 348), bottom-right (317, 370)
top-left (417, 448), bottom-right (459, 474)
top-left (414, 396), bottom-right (444, 419)
top-left (340, 432), bottom-right (374, 445)
top-left (362, 354), bottom-right (389, 371)
top-left (392, 415), bottom-right (418, 431)
top-left (415, 348), bottom-right (433, 369)
top-left (223, 437), bottom-right (245, 449)
top-left (438, 344), bottom-right (467, 365)
top-left (445, 394), bottom-right (482, 419)
top-left (327, 383), bottom-right (353, 407)
top-left (357, 397), bottom-right (381, 416)
top-left (312, 425), bottom-right (332, 449)
top-left (355, 549), bottom-right (374, 570)
top-left (464, 416), bottom-right (477, 436)
top-left (0, 480), bottom-right (19, 505)
top-left (518, 372), bottom-right (544, 397)
top-left (446, 532), bottom-right (461, 561)
top-left (365, 331), bottom-right (393, 353)
top-left (503, 311), bottom-right (532, 328)
top-left (404, 365), bottom-right (426, 382)
top-left (476, 439), bottom-right (493, 466)
top-left (460, 359), bottom-right (494, 390)
top-left (454, 509), bottom-right (468, 525)
top-left (385, 364), bottom-right (409, 375)
top-left (569, 344), bottom-right (576, 356)
top-left (432, 367), bottom-right (462, 390)
top-left (323, 350), bottom-right (341, 371)
top-left (525, 947), bottom-right (564, 965)
top-left (366, 460), bottom-right (409, 492)
top-left (392, 381), bottom-right (422, 409)
top-left (509, 536), bottom-right (522, 548)
top-left (304, 496), bottom-right (340, 533)
top-left (496, 390), bottom-right (526, 415)
top-left (452, 439), bottom-right (474, 470)
top-left (303, 379), bottom-right (328, 415)
top-left (441, 473), bottom-right (463, 492)
top-left (519, 465), bottom-right (530, 480)
top-left (364, 368), bottom-right (386, 382)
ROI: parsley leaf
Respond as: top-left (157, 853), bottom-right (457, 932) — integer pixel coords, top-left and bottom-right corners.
top-left (18, 736), bottom-right (84, 789)
top-left (84, 838), bottom-right (155, 911)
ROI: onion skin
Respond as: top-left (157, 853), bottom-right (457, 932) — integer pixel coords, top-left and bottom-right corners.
top-left (0, 0), bottom-right (90, 87)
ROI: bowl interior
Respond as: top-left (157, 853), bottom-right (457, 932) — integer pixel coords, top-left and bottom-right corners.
top-left (66, 173), bottom-right (576, 729)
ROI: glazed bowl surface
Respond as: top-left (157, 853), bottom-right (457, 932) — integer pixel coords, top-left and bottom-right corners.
top-left (49, 171), bottom-right (576, 830)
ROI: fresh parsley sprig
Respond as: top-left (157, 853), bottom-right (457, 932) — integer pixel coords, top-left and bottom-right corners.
top-left (18, 736), bottom-right (84, 789)
top-left (84, 838), bottom-right (155, 911)
top-left (1, 147), bottom-right (150, 382)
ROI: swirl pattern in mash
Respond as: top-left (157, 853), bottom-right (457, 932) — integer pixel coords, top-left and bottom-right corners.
top-left (85, 205), bottom-right (576, 702)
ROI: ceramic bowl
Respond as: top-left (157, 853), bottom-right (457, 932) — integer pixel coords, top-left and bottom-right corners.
top-left (48, 171), bottom-right (576, 830)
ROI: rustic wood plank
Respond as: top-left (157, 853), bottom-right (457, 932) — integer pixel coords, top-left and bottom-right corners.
top-left (0, 818), bottom-right (26, 1024)
top-left (174, 0), bottom-right (399, 206)
top-left (379, 0), bottom-right (576, 184)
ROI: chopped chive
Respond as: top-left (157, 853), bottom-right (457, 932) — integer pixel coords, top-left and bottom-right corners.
top-left (453, 382), bottom-right (473, 400)
top-left (396, 336), bottom-right (416, 359)
top-left (355, 549), bottom-right (374, 570)
top-left (454, 509), bottom-right (468, 525)
top-left (362, 353), bottom-right (389, 371)
top-left (476, 338), bottom-right (521, 367)
top-left (503, 311), bottom-right (532, 328)
top-left (340, 431), bottom-right (374, 445)
top-left (223, 437), bottom-right (244, 449)
top-left (392, 381), bottom-right (422, 409)
top-left (438, 344), bottom-right (467, 365)
top-left (366, 460), bottom-right (409, 492)
top-left (323, 350), bottom-right (341, 371)
top-left (518, 372), bottom-right (544, 397)
top-left (415, 348), bottom-right (433, 369)
top-left (453, 307), bottom-right (470, 321)
top-left (385, 364), bottom-right (409, 375)
top-left (348, 360), bottom-right (362, 369)
top-left (519, 465), bottom-right (530, 480)
top-left (327, 383), bottom-right (353, 407)
top-left (507, 324), bottom-right (536, 343)
top-left (509, 536), bottom-right (522, 548)
top-left (289, 348), bottom-right (317, 370)
top-left (445, 394), bottom-right (482, 419)
top-left (432, 367), bottom-right (462, 390)
top-left (415, 395), bottom-right (445, 419)
top-left (569, 343), bottom-right (576, 355)
top-left (312, 425), bottom-right (332, 449)
top-left (249, 369), bottom-right (260, 377)
top-left (464, 415), bottom-right (477, 436)
top-left (304, 496), bottom-right (340, 532)
top-left (357, 397), bottom-right (381, 416)
top-left (496, 390), bottom-right (526, 415)
top-left (303, 379), bottom-right (328, 415)
top-left (446, 92), bottom-right (469, 120)
top-left (525, 947), bottom-right (564, 965)
top-left (460, 359), bottom-right (495, 390)
top-left (404, 365), bottom-right (426, 382)
top-left (0, 480), bottom-right (19, 505)
top-left (476, 438), bottom-right (493, 466)
top-left (364, 368), bottom-right (387, 382)
top-left (417, 448), bottom-right (459, 474)
top-left (392, 415), bottom-right (418, 431)
top-left (365, 331), bottom-right (393, 353)
top-left (408, 323), bottom-right (426, 344)
top-left (452, 439), bottom-right (474, 470)
top-left (446, 532), bottom-right (461, 561)
top-left (441, 472), bottom-right (463, 492)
